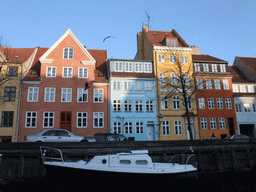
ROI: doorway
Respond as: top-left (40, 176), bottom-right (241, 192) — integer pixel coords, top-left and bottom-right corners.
top-left (239, 124), bottom-right (254, 137)
top-left (60, 112), bottom-right (72, 132)
top-left (228, 118), bottom-right (235, 135)
top-left (147, 123), bottom-right (154, 141)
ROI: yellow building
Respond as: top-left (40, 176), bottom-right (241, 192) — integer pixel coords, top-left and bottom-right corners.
top-left (136, 25), bottom-right (200, 140)
top-left (0, 47), bottom-right (36, 142)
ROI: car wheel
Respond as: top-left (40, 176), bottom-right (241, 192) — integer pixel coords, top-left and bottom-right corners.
top-left (80, 140), bottom-right (88, 143)
top-left (36, 141), bottom-right (43, 143)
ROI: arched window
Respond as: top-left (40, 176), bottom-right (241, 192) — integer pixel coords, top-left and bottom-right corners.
top-left (63, 48), bottom-right (74, 59)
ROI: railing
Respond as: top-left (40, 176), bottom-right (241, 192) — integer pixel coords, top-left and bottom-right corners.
top-left (169, 153), bottom-right (196, 169)
top-left (40, 146), bottom-right (64, 164)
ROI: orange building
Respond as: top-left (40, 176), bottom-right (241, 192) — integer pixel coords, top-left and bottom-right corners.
top-left (19, 29), bottom-right (109, 142)
top-left (193, 55), bottom-right (238, 139)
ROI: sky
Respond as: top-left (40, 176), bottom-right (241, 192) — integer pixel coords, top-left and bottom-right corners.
top-left (1, 0), bottom-right (255, 65)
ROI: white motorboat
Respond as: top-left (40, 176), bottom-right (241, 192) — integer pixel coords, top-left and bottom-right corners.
top-left (41, 147), bottom-right (197, 182)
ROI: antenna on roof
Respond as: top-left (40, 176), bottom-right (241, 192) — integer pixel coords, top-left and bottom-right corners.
top-left (145, 11), bottom-right (150, 26)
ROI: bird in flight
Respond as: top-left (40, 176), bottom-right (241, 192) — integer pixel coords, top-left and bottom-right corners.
top-left (102, 36), bottom-right (115, 43)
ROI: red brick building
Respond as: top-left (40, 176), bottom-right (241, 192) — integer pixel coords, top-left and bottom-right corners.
top-left (19, 29), bottom-right (109, 142)
top-left (193, 55), bottom-right (238, 139)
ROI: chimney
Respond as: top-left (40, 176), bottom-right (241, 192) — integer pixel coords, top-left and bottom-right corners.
top-left (143, 24), bottom-right (148, 32)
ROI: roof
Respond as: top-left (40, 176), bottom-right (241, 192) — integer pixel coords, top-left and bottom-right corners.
top-left (3, 48), bottom-right (35, 63)
top-left (145, 29), bottom-right (189, 47)
top-left (236, 57), bottom-right (256, 71)
top-left (88, 49), bottom-right (108, 82)
top-left (192, 54), bottom-right (228, 63)
top-left (228, 66), bottom-right (256, 83)
top-left (110, 72), bottom-right (155, 78)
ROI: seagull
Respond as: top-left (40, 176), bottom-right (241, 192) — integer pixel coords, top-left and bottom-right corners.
top-left (102, 36), bottom-right (115, 43)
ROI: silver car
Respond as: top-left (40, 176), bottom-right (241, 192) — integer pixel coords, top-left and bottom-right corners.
top-left (24, 129), bottom-right (95, 142)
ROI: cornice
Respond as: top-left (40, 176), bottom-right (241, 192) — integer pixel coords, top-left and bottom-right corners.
top-left (153, 46), bottom-right (192, 53)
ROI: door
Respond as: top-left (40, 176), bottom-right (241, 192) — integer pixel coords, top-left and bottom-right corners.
top-left (228, 118), bottom-right (235, 135)
top-left (147, 124), bottom-right (154, 141)
top-left (42, 130), bottom-right (59, 142)
top-left (60, 112), bottom-right (72, 132)
top-left (56, 130), bottom-right (73, 142)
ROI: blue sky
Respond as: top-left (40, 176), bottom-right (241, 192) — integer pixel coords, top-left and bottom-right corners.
top-left (1, 0), bottom-right (255, 65)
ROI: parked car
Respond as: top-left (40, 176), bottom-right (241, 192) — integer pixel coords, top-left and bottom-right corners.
top-left (24, 129), bottom-right (95, 142)
top-left (85, 133), bottom-right (128, 142)
top-left (225, 135), bottom-right (250, 140)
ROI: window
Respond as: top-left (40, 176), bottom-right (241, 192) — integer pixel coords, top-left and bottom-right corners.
top-left (63, 48), bottom-right (74, 59)
top-left (78, 67), bottom-right (88, 78)
top-left (174, 120), bottom-right (182, 135)
top-left (115, 62), bottom-right (123, 72)
top-left (223, 80), bottom-right (230, 90)
top-left (125, 122), bottom-right (132, 134)
top-left (235, 103), bottom-right (242, 112)
top-left (208, 98), bottom-right (215, 109)
top-left (200, 118), bottom-right (207, 129)
top-left (63, 67), bottom-right (73, 78)
top-left (216, 98), bottom-right (223, 109)
top-left (134, 63), bottom-right (143, 72)
top-left (171, 73), bottom-right (179, 85)
top-left (77, 112), bottom-right (87, 128)
top-left (220, 64), bottom-right (226, 72)
top-left (161, 95), bottom-right (168, 110)
top-left (27, 87), bottom-right (39, 102)
top-left (113, 81), bottom-right (121, 91)
top-left (136, 160), bottom-right (148, 165)
top-left (173, 96), bottom-right (180, 110)
top-left (214, 79), bottom-right (221, 90)
top-left (219, 118), bottom-right (226, 129)
top-left (113, 122), bottom-right (121, 133)
top-left (135, 100), bottom-right (143, 112)
top-left (135, 81), bottom-right (142, 91)
top-left (94, 89), bottom-right (104, 103)
top-left (7, 67), bottom-right (18, 76)
top-left (244, 103), bottom-right (251, 112)
top-left (197, 79), bottom-right (203, 89)
top-left (194, 63), bottom-right (200, 72)
top-left (162, 121), bottom-right (170, 135)
top-left (93, 112), bottom-right (104, 128)
top-left (225, 98), bottom-right (232, 109)
top-left (124, 62), bottom-right (133, 72)
top-left (183, 73), bottom-right (190, 86)
top-left (77, 88), bottom-right (88, 102)
top-left (25, 111), bottom-right (37, 128)
top-left (203, 64), bottom-right (209, 72)
top-left (158, 54), bottom-right (165, 63)
top-left (113, 100), bottom-right (121, 112)
top-left (146, 100), bottom-right (154, 112)
top-left (124, 81), bottom-right (132, 91)
top-left (1, 112), bottom-right (14, 127)
top-left (145, 81), bottom-right (153, 91)
top-left (186, 96), bottom-right (192, 110)
top-left (206, 79), bottom-right (212, 89)
top-left (43, 112), bottom-right (54, 128)
top-left (181, 55), bottom-right (188, 64)
top-left (198, 98), bottom-right (205, 109)
top-left (120, 160), bottom-right (131, 165)
top-left (124, 100), bottom-right (132, 112)
top-left (136, 122), bottom-right (143, 134)
top-left (4, 87), bottom-right (16, 101)
top-left (144, 63), bottom-right (152, 72)
top-left (170, 55), bottom-right (177, 63)
top-left (253, 104), bottom-right (256, 112)
top-left (210, 118), bottom-right (217, 129)
top-left (61, 88), bottom-right (72, 102)
top-left (46, 66), bottom-right (57, 77)
top-left (211, 64), bottom-right (218, 72)
top-left (44, 87), bottom-right (56, 102)
top-left (159, 73), bottom-right (167, 85)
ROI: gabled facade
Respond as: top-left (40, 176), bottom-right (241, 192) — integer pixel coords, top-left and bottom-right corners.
top-left (229, 66), bottom-right (256, 138)
top-left (0, 47), bottom-right (36, 142)
top-left (108, 59), bottom-right (158, 141)
top-left (193, 55), bottom-right (238, 139)
top-left (19, 29), bottom-right (109, 142)
top-left (136, 25), bottom-right (199, 140)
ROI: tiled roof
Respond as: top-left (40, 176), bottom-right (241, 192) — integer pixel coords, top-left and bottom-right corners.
top-left (236, 57), bottom-right (256, 71)
top-left (145, 29), bottom-right (189, 47)
top-left (228, 66), bottom-right (255, 83)
top-left (192, 54), bottom-right (228, 63)
top-left (111, 72), bottom-right (155, 78)
top-left (4, 48), bottom-right (35, 63)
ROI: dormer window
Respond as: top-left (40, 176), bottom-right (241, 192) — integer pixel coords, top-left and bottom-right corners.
top-left (165, 37), bottom-right (178, 47)
top-left (63, 48), bottom-right (74, 59)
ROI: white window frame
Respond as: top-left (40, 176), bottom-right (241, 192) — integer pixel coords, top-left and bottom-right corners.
top-left (198, 98), bottom-right (205, 109)
top-left (161, 95), bottom-right (168, 110)
top-left (225, 98), bottom-right (232, 109)
top-left (135, 81), bottom-right (142, 91)
top-left (27, 87), bottom-right (39, 102)
top-left (113, 81), bottom-right (121, 91)
top-left (214, 79), bottom-right (221, 90)
top-left (223, 80), bottom-right (230, 90)
top-left (162, 120), bottom-right (170, 135)
top-left (124, 100), bottom-right (132, 112)
top-left (136, 122), bottom-right (144, 134)
top-left (208, 98), bottom-right (215, 109)
top-left (93, 112), bottom-right (104, 128)
top-left (194, 63), bottom-right (200, 72)
top-left (244, 103), bottom-right (251, 112)
top-left (210, 118), bottom-right (217, 129)
top-left (25, 111), bottom-right (37, 128)
top-left (146, 100), bottom-right (154, 112)
top-left (135, 100), bottom-right (143, 112)
top-left (61, 88), bottom-right (72, 102)
top-left (203, 64), bottom-right (209, 72)
top-left (113, 100), bottom-right (121, 112)
top-left (135, 62), bottom-right (143, 72)
top-left (77, 88), bottom-right (88, 103)
top-left (159, 73), bottom-right (167, 85)
top-left (174, 120), bottom-right (182, 135)
top-left (124, 81), bottom-right (132, 91)
top-left (94, 89), bottom-right (104, 103)
top-left (170, 55), bottom-right (177, 63)
top-left (46, 66), bottom-right (57, 77)
top-left (145, 81), bottom-right (153, 91)
top-left (78, 67), bottom-right (88, 78)
top-left (43, 111), bottom-right (54, 128)
top-left (115, 62), bottom-right (123, 72)
top-left (200, 118), bottom-right (207, 129)
top-left (171, 73), bottom-right (179, 85)
top-left (62, 67), bottom-right (73, 78)
top-left (197, 79), bottom-right (203, 89)
top-left (158, 54), bottom-right (165, 63)
top-left (113, 122), bottom-right (121, 133)
top-left (181, 55), bottom-right (188, 64)
top-left (173, 95), bottom-right (180, 110)
top-left (144, 63), bottom-right (152, 72)
top-left (206, 79), bottom-right (212, 89)
top-left (216, 98), bottom-right (223, 109)
top-left (124, 62), bottom-right (133, 72)
top-left (124, 122), bottom-right (133, 134)
top-left (235, 103), bottom-right (242, 112)
top-left (219, 118), bottom-right (226, 129)
top-left (211, 64), bottom-right (218, 72)
top-left (63, 47), bottom-right (74, 59)
top-left (220, 64), bottom-right (226, 72)
top-left (77, 112), bottom-right (87, 128)
top-left (44, 87), bottom-right (56, 102)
